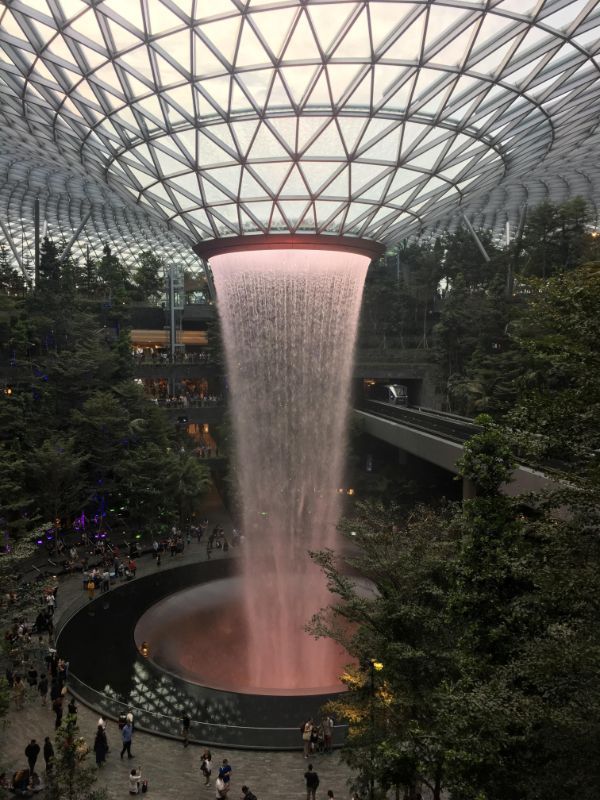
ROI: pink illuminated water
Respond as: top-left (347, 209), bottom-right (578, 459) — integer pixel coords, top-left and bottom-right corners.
top-left (211, 248), bottom-right (369, 692)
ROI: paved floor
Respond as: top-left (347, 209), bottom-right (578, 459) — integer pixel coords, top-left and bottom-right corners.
top-left (0, 487), bottom-right (355, 799)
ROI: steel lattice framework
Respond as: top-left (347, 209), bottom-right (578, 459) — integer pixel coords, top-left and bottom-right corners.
top-left (1, 0), bottom-right (600, 271)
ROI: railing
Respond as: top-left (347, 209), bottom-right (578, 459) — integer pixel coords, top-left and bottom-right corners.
top-left (66, 673), bottom-right (347, 751)
top-left (360, 400), bottom-right (480, 444)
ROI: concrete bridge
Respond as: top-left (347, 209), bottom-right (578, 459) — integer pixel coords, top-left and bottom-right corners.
top-left (353, 400), bottom-right (554, 499)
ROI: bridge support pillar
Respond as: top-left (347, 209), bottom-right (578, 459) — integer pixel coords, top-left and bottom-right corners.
top-left (462, 477), bottom-right (476, 500)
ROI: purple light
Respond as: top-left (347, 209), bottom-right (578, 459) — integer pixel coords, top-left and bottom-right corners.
top-left (36, 539), bottom-right (43, 545)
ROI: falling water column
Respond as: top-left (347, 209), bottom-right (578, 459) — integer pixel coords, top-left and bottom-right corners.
top-left (199, 236), bottom-right (380, 692)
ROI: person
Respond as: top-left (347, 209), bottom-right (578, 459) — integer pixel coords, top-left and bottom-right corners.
top-left (68, 697), bottom-right (77, 715)
top-left (98, 714), bottom-right (107, 730)
top-left (301, 718), bottom-right (313, 758)
top-left (201, 749), bottom-right (212, 786)
top-left (322, 715), bottom-right (334, 753)
top-left (13, 675), bottom-right (25, 710)
top-left (38, 675), bottom-right (48, 706)
top-left (181, 713), bottom-right (191, 747)
top-left (25, 739), bottom-right (40, 773)
top-left (215, 776), bottom-right (229, 799)
top-left (304, 764), bottom-right (320, 800)
top-left (94, 725), bottom-right (109, 767)
top-left (52, 694), bottom-right (63, 729)
top-left (120, 721), bottom-right (134, 759)
top-left (327, 792), bottom-right (334, 800)
top-left (241, 786), bottom-right (257, 800)
top-left (310, 724), bottom-right (319, 754)
top-left (129, 766), bottom-right (142, 795)
top-left (218, 758), bottom-right (232, 784)
top-left (43, 737), bottom-right (54, 772)
top-left (86, 578), bottom-right (95, 601)
top-left (126, 709), bottom-right (135, 731)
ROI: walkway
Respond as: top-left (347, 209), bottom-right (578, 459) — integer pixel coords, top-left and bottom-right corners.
top-left (0, 487), bottom-right (354, 799)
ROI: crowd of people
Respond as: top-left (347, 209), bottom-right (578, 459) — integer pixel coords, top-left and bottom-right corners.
top-left (1, 517), bottom-right (351, 800)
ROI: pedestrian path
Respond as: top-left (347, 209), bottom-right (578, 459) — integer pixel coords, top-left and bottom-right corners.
top-left (0, 486), bottom-right (355, 799)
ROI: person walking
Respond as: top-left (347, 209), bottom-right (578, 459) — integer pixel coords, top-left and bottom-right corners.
top-left (181, 713), bottom-right (191, 747)
top-left (25, 740), bottom-right (40, 774)
top-left (38, 675), bottom-right (48, 706)
top-left (120, 721), bottom-right (134, 759)
top-left (218, 758), bottom-right (232, 785)
top-left (43, 737), bottom-right (54, 772)
top-left (53, 694), bottom-right (63, 729)
top-left (304, 764), bottom-right (320, 800)
top-left (201, 749), bottom-right (212, 786)
top-left (94, 725), bottom-right (109, 767)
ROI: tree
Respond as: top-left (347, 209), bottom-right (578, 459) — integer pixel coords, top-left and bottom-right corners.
top-left (132, 251), bottom-right (164, 302)
top-left (46, 715), bottom-right (107, 800)
top-left (27, 436), bottom-right (88, 527)
top-left (507, 263), bottom-right (600, 472)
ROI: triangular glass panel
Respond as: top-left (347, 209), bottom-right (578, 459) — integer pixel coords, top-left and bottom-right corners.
top-left (368, 2), bottom-right (417, 51)
top-left (326, 64), bottom-right (362, 105)
top-left (282, 10), bottom-right (321, 62)
top-left (231, 119), bottom-right (259, 158)
top-left (103, 16), bottom-right (143, 52)
top-left (280, 200), bottom-right (310, 227)
top-left (351, 162), bottom-right (385, 195)
top-left (250, 122), bottom-right (290, 159)
top-left (193, 35), bottom-right (226, 76)
top-left (240, 168), bottom-right (265, 199)
top-left (429, 22), bottom-right (478, 67)
top-left (399, 121), bottom-right (428, 157)
top-left (300, 162), bottom-right (338, 194)
top-left (205, 164), bottom-right (241, 194)
top-left (359, 174), bottom-right (391, 202)
top-left (198, 75), bottom-right (230, 112)
top-left (319, 166), bottom-right (350, 197)
top-left (280, 165), bottom-right (308, 196)
top-left (303, 123), bottom-right (345, 158)
top-left (198, 132), bottom-right (231, 168)
top-left (199, 177), bottom-right (231, 205)
top-left (239, 207), bottom-right (263, 233)
top-left (315, 200), bottom-right (345, 226)
top-left (306, 3), bottom-right (357, 54)
top-left (268, 117), bottom-right (297, 153)
top-left (297, 116), bottom-right (328, 151)
top-left (147, 1), bottom-right (182, 35)
top-left (203, 124), bottom-right (237, 155)
top-left (171, 187), bottom-right (200, 210)
top-left (267, 72), bottom-right (292, 110)
top-left (281, 65), bottom-right (318, 106)
top-left (269, 206), bottom-right (288, 232)
top-left (154, 51), bottom-right (185, 87)
top-left (386, 167), bottom-right (425, 197)
top-left (243, 201), bottom-right (274, 227)
top-left (199, 17), bottom-right (241, 65)
top-left (236, 18), bottom-right (270, 69)
top-left (304, 68), bottom-right (331, 107)
top-left (152, 148), bottom-right (187, 177)
top-left (343, 201), bottom-right (372, 227)
top-left (373, 65), bottom-right (406, 106)
top-left (332, 7), bottom-right (371, 59)
top-left (344, 68), bottom-right (373, 108)
top-left (380, 13), bottom-right (426, 61)
top-left (252, 7), bottom-right (298, 58)
top-left (230, 78), bottom-right (254, 114)
top-left (236, 69), bottom-right (274, 110)
top-left (251, 161), bottom-right (291, 193)
top-left (101, 0), bottom-right (144, 32)
top-left (469, 38), bottom-right (515, 74)
top-left (541, 0), bottom-right (589, 32)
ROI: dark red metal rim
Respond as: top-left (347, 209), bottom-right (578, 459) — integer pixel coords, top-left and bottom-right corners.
top-left (193, 233), bottom-right (385, 260)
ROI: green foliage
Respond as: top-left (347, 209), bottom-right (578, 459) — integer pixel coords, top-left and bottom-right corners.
top-left (313, 417), bottom-right (600, 800)
top-left (0, 237), bottom-right (211, 540)
top-left (46, 715), bottom-right (107, 800)
top-left (507, 263), bottom-right (600, 473)
top-left (131, 251), bottom-right (164, 302)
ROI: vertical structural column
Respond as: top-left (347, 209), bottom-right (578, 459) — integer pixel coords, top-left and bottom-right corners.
top-left (34, 198), bottom-right (40, 287)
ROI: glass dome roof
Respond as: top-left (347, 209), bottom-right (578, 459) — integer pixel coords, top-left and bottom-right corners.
top-left (1, 0), bottom-right (600, 266)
